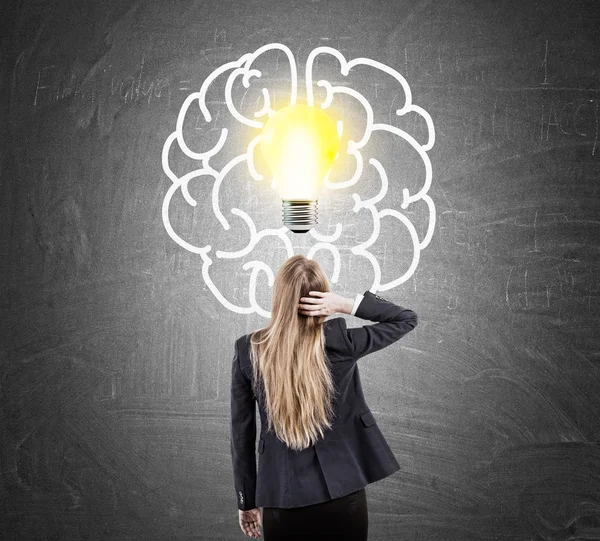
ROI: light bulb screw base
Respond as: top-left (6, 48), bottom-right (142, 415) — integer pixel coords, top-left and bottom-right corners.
top-left (282, 200), bottom-right (318, 233)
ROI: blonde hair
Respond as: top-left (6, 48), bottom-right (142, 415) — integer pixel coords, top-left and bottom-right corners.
top-left (249, 255), bottom-right (337, 451)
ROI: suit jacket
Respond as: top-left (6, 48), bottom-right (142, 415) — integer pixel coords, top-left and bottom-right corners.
top-left (230, 290), bottom-right (418, 510)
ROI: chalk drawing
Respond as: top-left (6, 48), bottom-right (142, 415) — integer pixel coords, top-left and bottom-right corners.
top-left (161, 43), bottom-right (436, 317)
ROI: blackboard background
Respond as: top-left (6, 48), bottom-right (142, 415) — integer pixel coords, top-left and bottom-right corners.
top-left (2, 0), bottom-right (600, 539)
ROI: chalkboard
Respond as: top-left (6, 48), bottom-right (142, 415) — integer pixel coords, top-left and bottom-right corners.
top-left (1, 0), bottom-right (600, 539)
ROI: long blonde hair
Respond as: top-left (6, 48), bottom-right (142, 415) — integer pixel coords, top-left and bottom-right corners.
top-left (249, 255), bottom-right (337, 451)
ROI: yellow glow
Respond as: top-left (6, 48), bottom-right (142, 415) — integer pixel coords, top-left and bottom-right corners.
top-left (259, 104), bottom-right (340, 200)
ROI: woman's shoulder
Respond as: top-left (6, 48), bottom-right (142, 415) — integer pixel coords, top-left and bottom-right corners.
top-left (235, 333), bottom-right (252, 348)
top-left (235, 330), bottom-right (261, 352)
top-left (324, 316), bottom-right (345, 330)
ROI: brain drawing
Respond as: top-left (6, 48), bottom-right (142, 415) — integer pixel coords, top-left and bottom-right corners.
top-left (161, 43), bottom-right (435, 318)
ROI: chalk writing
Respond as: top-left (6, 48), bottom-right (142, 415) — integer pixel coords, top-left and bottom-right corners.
top-left (506, 263), bottom-right (600, 317)
top-left (541, 40), bottom-right (550, 86)
top-left (33, 65), bottom-right (99, 106)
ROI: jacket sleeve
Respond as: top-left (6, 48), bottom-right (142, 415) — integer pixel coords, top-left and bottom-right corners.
top-left (350, 293), bottom-right (364, 315)
top-left (229, 338), bottom-right (257, 510)
top-left (339, 290), bottom-right (418, 360)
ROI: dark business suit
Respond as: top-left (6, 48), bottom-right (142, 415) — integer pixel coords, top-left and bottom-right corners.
top-left (230, 290), bottom-right (418, 510)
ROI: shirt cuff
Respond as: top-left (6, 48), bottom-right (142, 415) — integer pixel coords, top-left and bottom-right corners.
top-left (350, 293), bottom-right (364, 316)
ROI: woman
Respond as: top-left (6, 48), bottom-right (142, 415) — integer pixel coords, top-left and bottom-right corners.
top-left (230, 255), bottom-right (418, 540)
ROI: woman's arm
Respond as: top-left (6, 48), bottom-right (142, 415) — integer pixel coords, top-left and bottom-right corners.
top-left (230, 339), bottom-right (257, 511)
top-left (340, 291), bottom-right (417, 360)
top-left (299, 290), bottom-right (417, 360)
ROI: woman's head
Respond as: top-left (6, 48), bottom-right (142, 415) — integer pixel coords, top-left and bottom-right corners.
top-left (271, 255), bottom-right (330, 326)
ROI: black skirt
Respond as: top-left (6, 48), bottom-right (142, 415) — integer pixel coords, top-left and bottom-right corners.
top-left (261, 488), bottom-right (368, 540)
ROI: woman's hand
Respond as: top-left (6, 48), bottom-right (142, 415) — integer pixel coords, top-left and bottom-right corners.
top-left (238, 508), bottom-right (262, 538)
top-left (298, 291), bottom-right (354, 316)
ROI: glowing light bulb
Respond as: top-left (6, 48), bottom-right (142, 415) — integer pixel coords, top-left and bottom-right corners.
top-left (259, 104), bottom-right (340, 233)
